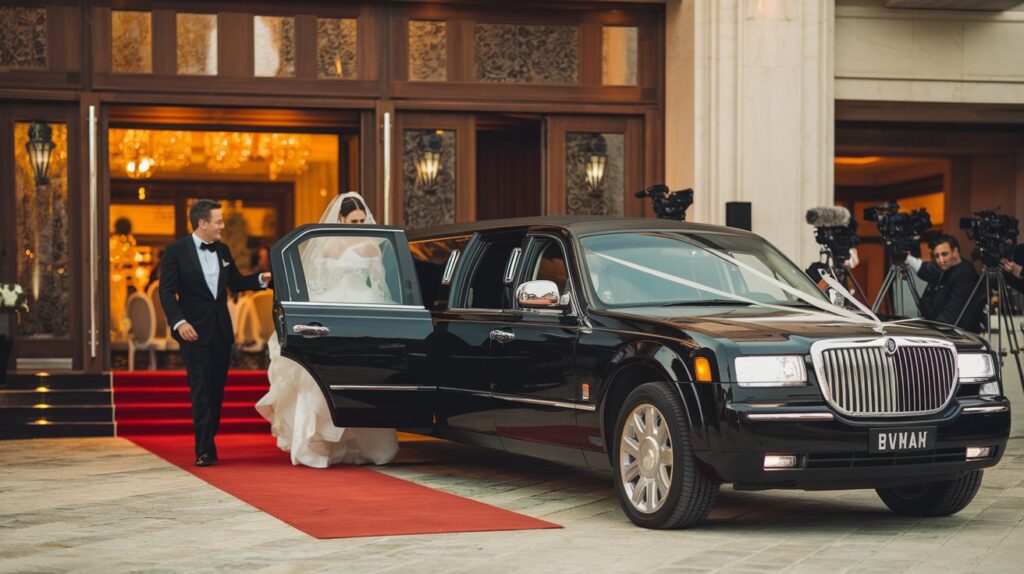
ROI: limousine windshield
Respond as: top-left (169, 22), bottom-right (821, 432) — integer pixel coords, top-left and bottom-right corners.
top-left (579, 231), bottom-right (828, 308)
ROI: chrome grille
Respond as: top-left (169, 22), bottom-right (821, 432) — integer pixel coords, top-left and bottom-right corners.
top-left (812, 338), bottom-right (957, 417)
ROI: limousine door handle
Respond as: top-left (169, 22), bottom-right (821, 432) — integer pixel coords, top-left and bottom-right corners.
top-left (293, 324), bottom-right (331, 338)
top-left (489, 329), bottom-right (515, 344)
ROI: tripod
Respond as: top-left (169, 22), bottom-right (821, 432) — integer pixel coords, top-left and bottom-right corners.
top-left (955, 266), bottom-right (1024, 389)
top-left (871, 262), bottom-right (923, 316)
top-left (818, 246), bottom-right (867, 304)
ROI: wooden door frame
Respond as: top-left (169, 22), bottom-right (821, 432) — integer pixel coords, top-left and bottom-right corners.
top-left (0, 102), bottom-right (83, 371)
top-left (545, 114), bottom-right (645, 217)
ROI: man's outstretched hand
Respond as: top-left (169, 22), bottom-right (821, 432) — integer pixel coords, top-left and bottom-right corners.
top-left (177, 322), bottom-right (199, 342)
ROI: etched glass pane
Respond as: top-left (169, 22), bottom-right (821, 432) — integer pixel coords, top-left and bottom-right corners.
top-left (14, 121), bottom-right (70, 338)
top-left (0, 7), bottom-right (47, 70)
top-left (111, 10), bottom-right (152, 73)
top-left (254, 15), bottom-right (295, 77)
top-left (475, 23), bottom-right (578, 85)
top-left (408, 20), bottom-right (446, 82)
top-left (177, 13), bottom-right (217, 75)
top-left (317, 18), bottom-right (357, 79)
top-left (602, 26), bottom-right (638, 86)
top-left (403, 130), bottom-right (456, 230)
top-left (565, 132), bottom-right (624, 216)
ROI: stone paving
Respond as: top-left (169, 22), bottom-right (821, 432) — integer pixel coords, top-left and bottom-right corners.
top-left (2, 432), bottom-right (1024, 574)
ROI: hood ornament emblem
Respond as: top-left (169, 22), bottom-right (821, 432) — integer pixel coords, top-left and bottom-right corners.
top-left (884, 337), bottom-right (898, 355)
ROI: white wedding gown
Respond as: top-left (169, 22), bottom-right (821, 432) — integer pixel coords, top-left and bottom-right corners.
top-left (256, 245), bottom-right (399, 468)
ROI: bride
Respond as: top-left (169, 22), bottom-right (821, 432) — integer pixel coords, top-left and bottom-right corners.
top-left (255, 192), bottom-right (399, 468)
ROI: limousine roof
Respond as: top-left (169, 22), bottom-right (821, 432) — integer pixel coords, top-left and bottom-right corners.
top-left (405, 215), bottom-right (759, 242)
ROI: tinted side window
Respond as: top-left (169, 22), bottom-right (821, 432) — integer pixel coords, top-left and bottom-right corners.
top-left (465, 234), bottom-right (524, 309)
top-left (409, 235), bottom-right (471, 310)
top-left (526, 238), bottom-right (569, 293)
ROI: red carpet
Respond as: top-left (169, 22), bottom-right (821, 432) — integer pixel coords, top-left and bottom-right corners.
top-left (114, 371), bottom-right (270, 436)
top-left (129, 433), bottom-right (561, 539)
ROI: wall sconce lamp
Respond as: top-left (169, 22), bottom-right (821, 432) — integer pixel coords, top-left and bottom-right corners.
top-left (415, 131), bottom-right (444, 192)
top-left (584, 134), bottom-right (608, 193)
top-left (26, 120), bottom-right (55, 187)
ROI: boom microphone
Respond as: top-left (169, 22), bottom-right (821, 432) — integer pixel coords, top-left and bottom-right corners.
top-left (806, 206), bottom-right (851, 227)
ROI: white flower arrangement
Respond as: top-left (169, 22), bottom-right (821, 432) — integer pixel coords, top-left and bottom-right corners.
top-left (0, 283), bottom-right (28, 311)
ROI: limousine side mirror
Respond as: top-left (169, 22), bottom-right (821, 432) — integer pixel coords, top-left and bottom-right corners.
top-left (516, 280), bottom-right (564, 309)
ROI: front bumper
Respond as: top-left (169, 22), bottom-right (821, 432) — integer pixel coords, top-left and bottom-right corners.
top-left (694, 398), bottom-right (1011, 490)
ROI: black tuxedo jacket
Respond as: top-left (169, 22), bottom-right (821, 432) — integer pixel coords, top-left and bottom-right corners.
top-left (159, 236), bottom-right (264, 346)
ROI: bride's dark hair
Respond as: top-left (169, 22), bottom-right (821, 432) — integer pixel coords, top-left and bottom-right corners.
top-left (339, 196), bottom-right (365, 219)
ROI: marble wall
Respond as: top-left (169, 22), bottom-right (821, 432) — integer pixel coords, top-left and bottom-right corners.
top-left (835, 0), bottom-right (1024, 103)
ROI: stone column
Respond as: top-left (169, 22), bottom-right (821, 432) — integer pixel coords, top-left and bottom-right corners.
top-left (666, 0), bottom-right (835, 265)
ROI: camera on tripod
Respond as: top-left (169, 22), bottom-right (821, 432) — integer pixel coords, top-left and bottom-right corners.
top-left (806, 207), bottom-right (859, 265)
top-left (864, 201), bottom-right (932, 259)
top-left (635, 184), bottom-right (694, 220)
top-left (959, 209), bottom-right (1020, 266)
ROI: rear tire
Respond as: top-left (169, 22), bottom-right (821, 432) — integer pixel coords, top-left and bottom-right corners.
top-left (876, 470), bottom-right (983, 517)
top-left (611, 382), bottom-right (719, 529)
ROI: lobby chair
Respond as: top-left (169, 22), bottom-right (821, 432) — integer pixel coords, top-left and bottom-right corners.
top-left (125, 292), bottom-right (171, 370)
top-left (146, 280), bottom-right (178, 352)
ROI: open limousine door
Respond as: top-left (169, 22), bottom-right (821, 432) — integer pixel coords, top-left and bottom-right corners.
top-left (270, 224), bottom-right (435, 428)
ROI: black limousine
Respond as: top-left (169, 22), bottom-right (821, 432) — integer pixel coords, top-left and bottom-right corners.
top-left (270, 216), bottom-right (1010, 529)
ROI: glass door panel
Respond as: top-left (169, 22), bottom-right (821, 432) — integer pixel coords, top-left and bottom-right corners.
top-left (546, 116), bottom-right (644, 217)
top-left (393, 113), bottom-right (474, 230)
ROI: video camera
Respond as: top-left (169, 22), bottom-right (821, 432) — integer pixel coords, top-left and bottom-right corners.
top-left (864, 201), bottom-right (931, 259)
top-left (635, 184), bottom-right (694, 221)
top-left (959, 209), bottom-right (1019, 266)
top-left (805, 207), bottom-right (859, 265)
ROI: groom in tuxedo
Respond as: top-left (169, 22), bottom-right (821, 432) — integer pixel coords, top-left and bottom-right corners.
top-left (160, 199), bottom-right (271, 466)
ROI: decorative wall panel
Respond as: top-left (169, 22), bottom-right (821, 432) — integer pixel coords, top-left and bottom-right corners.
top-left (602, 26), bottom-right (638, 86)
top-left (254, 16), bottom-right (295, 77)
top-left (317, 18), bottom-right (358, 79)
top-left (408, 20), bottom-right (446, 82)
top-left (111, 11), bottom-right (152, 73)
top-left (474, 24), bottom-right (578, 85)
top-left (565, 132), bottom-right (624, 216)
top-left (402, 130), bottom-right (456, 230)
top-left (0, 7), bottom-right (47, 70)
top-left (14, 122), bottom-right (70, 338)
top-left (176, 13), bottom-right (217, 75)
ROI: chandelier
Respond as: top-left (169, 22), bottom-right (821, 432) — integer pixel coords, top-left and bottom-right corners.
top-left (257, 133), bottom-right (312, 180)
top-left (204, 131), bottom-right (255, 172)
top-left (109, 129), bottom-right (193, 179)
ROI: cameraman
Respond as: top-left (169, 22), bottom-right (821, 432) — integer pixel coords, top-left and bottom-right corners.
top-left (1000, 243), bottom-right (1024, 293)
top-left (904, 235), bottom-right (984, 332)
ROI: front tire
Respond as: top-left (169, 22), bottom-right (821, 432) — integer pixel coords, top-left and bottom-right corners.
top-left (876, 470), bottom-right (983, 517)
top-left (611, 382), bottom-right (719, 529)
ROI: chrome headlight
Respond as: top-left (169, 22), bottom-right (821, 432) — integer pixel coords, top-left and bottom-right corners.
top-left (958, 353), bottom-right (996, 383)
top-left (734, 356), bottom-right (807, 387)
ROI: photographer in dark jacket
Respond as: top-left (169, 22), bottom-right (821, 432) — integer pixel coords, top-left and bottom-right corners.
top-left (999, 244), bottom-right (1024, 295)
top-left (904, 235), bottom-right (984, 332)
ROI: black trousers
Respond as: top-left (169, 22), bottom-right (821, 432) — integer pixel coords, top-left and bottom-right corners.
top-left (180, 321), bottom-right (232, 458)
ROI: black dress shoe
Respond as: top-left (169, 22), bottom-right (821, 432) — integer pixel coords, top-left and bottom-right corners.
top-left (195, 454), bottom-right (214, 467)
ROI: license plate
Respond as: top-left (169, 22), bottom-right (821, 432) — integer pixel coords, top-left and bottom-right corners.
top-left (869, 427), bottom-right (936, 453)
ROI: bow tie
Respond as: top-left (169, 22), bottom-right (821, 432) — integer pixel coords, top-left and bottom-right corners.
top-left (199, 242), bottom-right (217, 252)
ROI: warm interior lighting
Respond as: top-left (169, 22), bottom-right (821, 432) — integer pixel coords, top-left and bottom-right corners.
top-left (694, 357), bottom-right (713, 382)
top-left (35, 386), bottom-right (49, 393)
top-left (834, 156), bottom-right (881, 166)
top-left (35, 419), bottom-right (50, 425)
top-left (34, 404), bottom-right (50, 409)
top-left (138, 186), bottom-right (146, 200)
top-left (36, 372), bottom-right (50, 377)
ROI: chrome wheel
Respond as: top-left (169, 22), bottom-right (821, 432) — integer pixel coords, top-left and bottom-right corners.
top-left (619, 402), bottom-right (673, 514)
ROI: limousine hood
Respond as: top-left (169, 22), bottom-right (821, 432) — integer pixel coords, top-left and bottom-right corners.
top-left (596, 305), bottom-right (982, 347)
